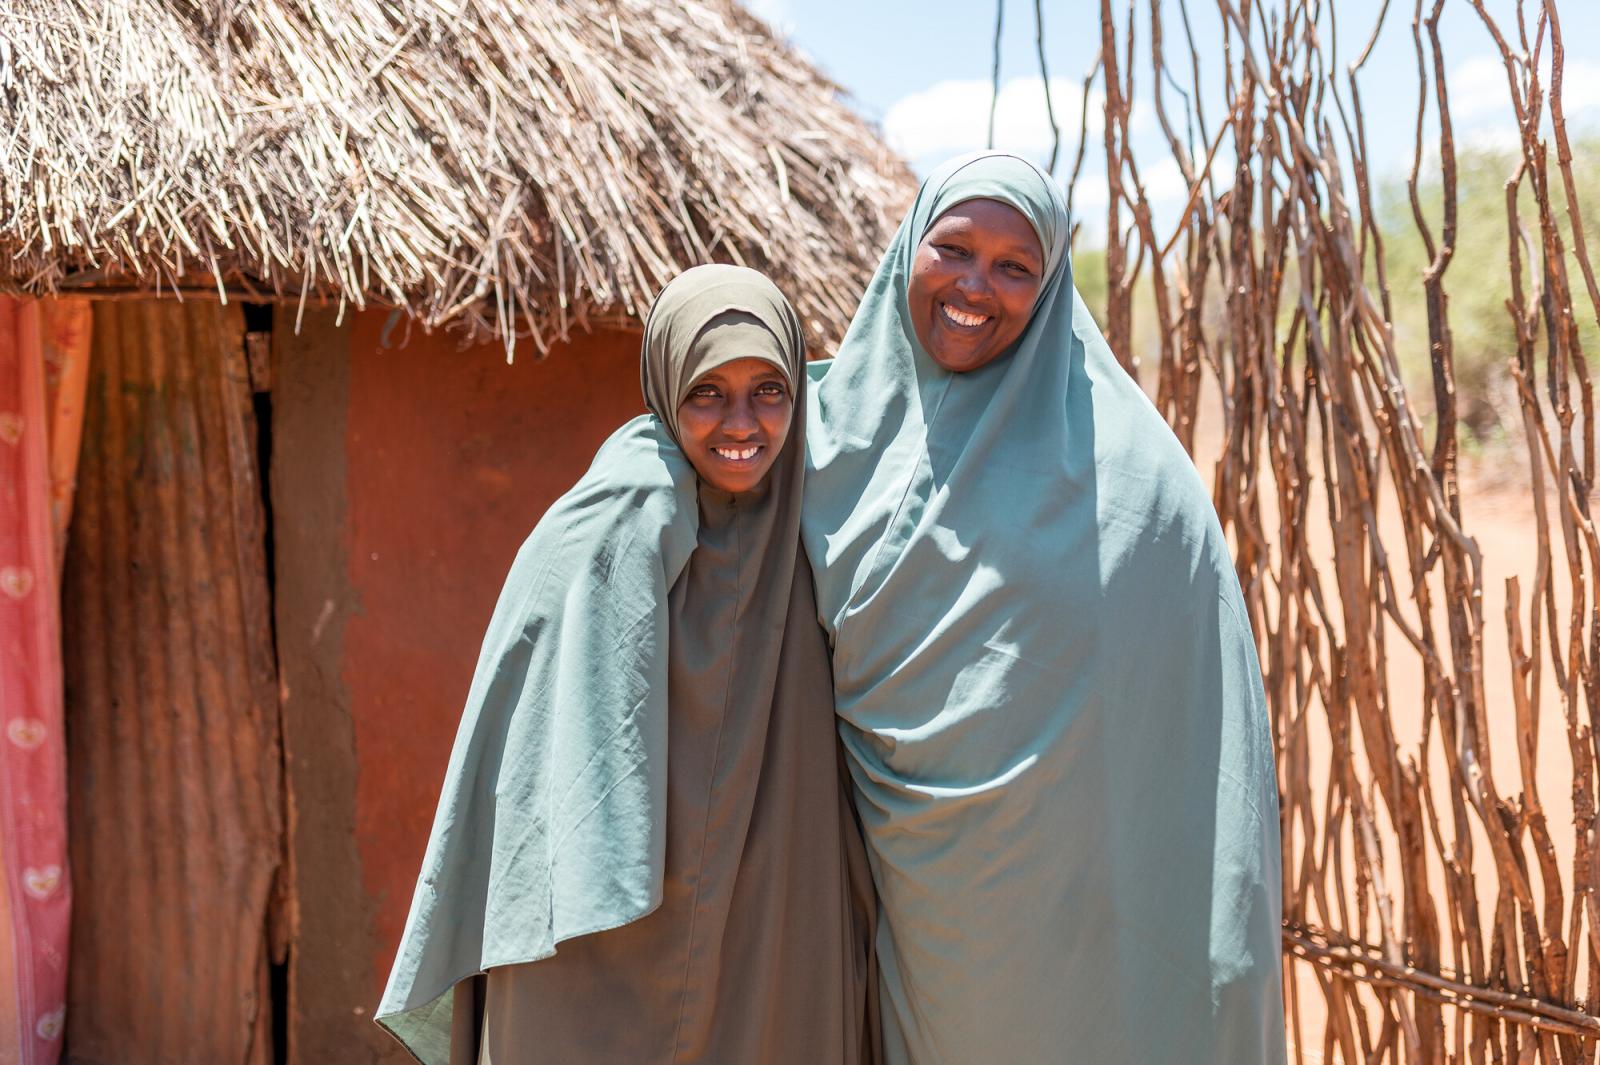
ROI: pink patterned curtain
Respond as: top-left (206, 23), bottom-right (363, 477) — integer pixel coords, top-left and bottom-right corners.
top-left (0, 297), bottom-right (89, 1064)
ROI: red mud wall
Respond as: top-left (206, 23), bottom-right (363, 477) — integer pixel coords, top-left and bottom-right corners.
top-left (272, 308), bottom-right (642, 1063)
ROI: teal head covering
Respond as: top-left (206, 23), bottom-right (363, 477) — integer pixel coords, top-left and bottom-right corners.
top-left (802, 152), bottom-right (1285, 1063)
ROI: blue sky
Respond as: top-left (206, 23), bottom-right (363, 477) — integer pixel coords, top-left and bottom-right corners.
top-left (747, 0), bottom-right (1600, 238)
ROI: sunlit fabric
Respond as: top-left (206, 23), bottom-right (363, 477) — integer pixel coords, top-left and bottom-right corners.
top-left (802, 152), bottom-right (1285, 1064)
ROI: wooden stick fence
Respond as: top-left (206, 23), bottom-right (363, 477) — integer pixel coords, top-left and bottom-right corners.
top-left (1069, 1), bottom-right (1600, 1060)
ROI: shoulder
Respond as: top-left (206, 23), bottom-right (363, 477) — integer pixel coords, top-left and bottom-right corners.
top-left (544, 415), bottom-right (697, 524)
top-left (520, 415), bottom-right (700, 581)
top-left (581, 415), bottom-right (695, 498)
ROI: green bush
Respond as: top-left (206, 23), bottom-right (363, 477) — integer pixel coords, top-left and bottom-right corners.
top-left (1377, 138), bottom-right (1600, 451)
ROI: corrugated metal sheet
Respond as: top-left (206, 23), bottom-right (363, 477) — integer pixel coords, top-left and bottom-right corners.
top-left (61, 300), bottom-right (282, 1065)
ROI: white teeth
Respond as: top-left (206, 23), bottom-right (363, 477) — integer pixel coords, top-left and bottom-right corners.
top-left (714, 446), bottom-right (760, 461)
top-left (941, 302), bottom-right (989, 328)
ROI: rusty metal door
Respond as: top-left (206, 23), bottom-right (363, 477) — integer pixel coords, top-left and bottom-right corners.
top-left (60, 300), bottom-right (282, 1064)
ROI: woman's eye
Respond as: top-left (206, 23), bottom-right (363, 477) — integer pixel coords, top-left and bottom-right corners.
top-left (1002, 261), bottom-right (1033, 276)
top-left (690, 387), bottom-right (720, 399)
top-left (756, 383), bottom-right (787, 397)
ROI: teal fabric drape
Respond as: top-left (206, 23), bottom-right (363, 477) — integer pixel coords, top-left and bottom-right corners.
top-left (374, 415), bottom-right (699, 1064)
top-left (802, 152), bottom-right (1285, 1064)
top-left (378, 265), bottom-right (876, 1065)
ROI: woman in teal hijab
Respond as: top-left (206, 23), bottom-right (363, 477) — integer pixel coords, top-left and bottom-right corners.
top-left (803, 152), bottom-right (1284, 1063)
top-left (378, 265), bottom-right (877, 1064)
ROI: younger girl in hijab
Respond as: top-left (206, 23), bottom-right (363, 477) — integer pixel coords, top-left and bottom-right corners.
top-left (803, 153), bottom-right (1284, 1063)
top-left (377, 265), bottom-right (877, 1065)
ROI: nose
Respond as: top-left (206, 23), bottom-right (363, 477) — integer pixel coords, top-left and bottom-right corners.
top-left (721, 395), bottom-right (759, 439)
top-left (953, 264), bottom-right (993, 304)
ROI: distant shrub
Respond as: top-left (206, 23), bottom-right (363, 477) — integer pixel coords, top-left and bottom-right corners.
top-left (1377, 138), bottom-right (1600, 451)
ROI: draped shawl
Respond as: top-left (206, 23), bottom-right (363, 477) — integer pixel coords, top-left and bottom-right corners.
top-left (379, 265), bottom-right (874, 1064)
top-left (801, 153), bottom-right (1285, 1064)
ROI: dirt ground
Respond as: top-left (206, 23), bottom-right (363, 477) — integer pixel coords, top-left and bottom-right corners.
top-left (1288, 471), bottom-right (1564, 1063)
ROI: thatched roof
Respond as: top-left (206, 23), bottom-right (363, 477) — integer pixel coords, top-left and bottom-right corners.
top-left (0, 0), bottom-right (913, 352)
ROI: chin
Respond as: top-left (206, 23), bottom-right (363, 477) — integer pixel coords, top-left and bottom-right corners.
top-left (930, 347), bottom-right (996, 374)
top-left (702, 467), bottom-right (773, 495)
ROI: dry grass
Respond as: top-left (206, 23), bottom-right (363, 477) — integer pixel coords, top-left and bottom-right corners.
top-left (0, 0), bottom-right (913, 353)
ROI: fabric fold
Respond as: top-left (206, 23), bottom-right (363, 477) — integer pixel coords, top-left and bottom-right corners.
top-left (0, 297), bottom-right (83, 1065)
top-left (376, 417), bottom-right (700, 1064)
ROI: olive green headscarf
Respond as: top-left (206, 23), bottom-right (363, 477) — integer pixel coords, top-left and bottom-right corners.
top-left (377, 265), bottom-right (812, 1064)
top-left (642, 272), bottom-right (797, 437)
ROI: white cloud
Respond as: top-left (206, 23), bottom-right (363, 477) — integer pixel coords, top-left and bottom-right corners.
top-left (1068, 177), bottom-right (1110, 211)
top-left (1061, 176), bottom-right (1109, 246)
top-left (1064, 175), bottom-right (1109, 242)
top-left (1451, 53), bottom-right (1600, 122)
top-left (1057, 156), bottom-right (1188, 246)
top-left (1140, 155), bottom-right (1190, 202)
top-left (1450, 56), bottom-right (1514, 122)
top-left (1549, 59), bottom-right (1600, 115)
top-left (883, 76), bottom-right (1102, 172)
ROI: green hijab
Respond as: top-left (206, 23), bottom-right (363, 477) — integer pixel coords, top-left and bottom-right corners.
top-left (802, 152), bottom-right (1285, 1063)
top-left (377, 265), bottom-right (807, 1063)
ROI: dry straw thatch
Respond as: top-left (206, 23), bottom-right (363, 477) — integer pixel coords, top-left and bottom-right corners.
top-left (0, 0), bottom-right (913, 352)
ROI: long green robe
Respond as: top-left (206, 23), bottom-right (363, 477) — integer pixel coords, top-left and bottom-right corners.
top-left (801, 152), bottom-right (1285, 1064)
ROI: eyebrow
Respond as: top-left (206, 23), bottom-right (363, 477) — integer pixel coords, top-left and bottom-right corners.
top-left (691, 368), bottom-right (788, 386)
top-left (930, 224), bottom-right (1042, 263)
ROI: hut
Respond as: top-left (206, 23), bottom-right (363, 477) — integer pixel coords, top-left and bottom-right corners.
top-left (0, 1), bottom-right (912, 1061)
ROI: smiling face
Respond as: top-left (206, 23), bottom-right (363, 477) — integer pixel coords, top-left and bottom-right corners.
top-left (907, 198), bottom-right (1046, 373)
top-left (675, 356), bottom-right (794, 494)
